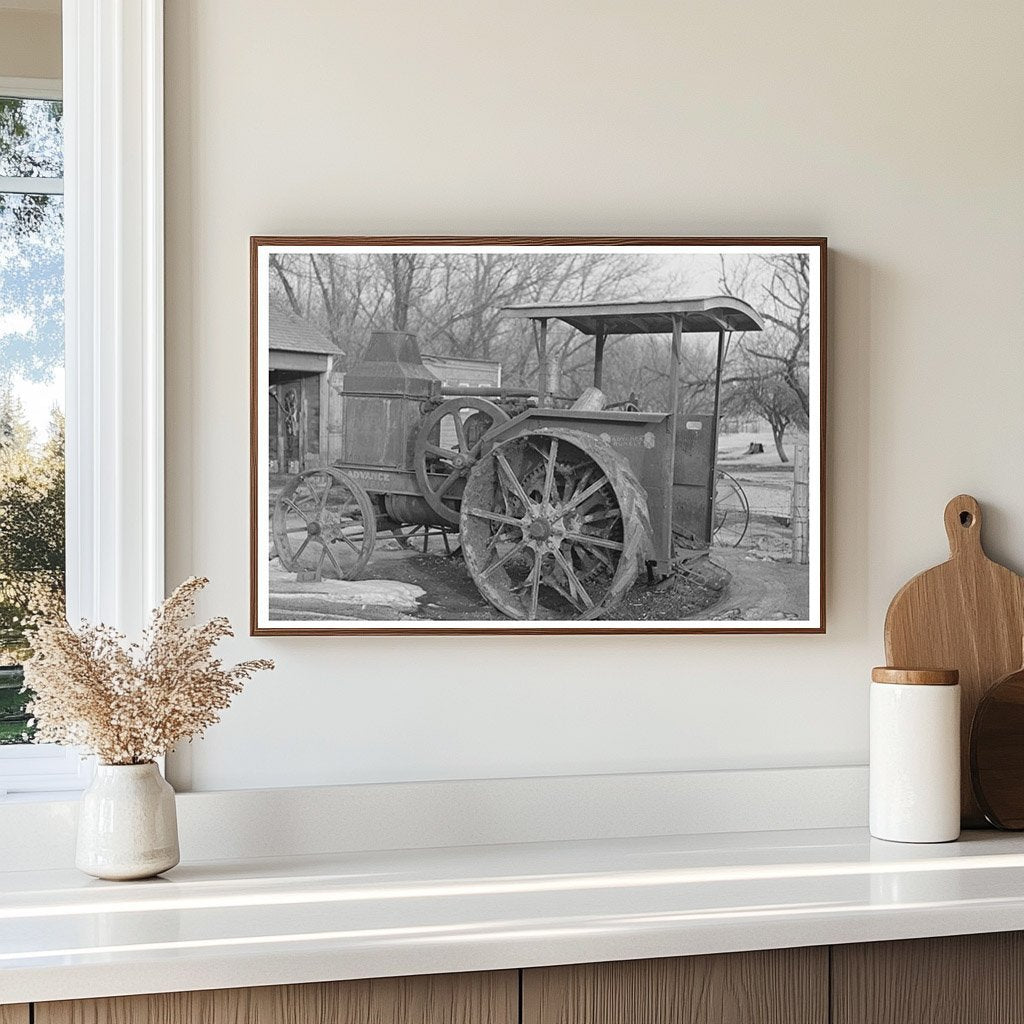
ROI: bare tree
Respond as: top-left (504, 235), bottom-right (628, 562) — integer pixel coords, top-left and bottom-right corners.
top-left (724, 374), bottom-right (802, 462)
top-left (387, 254), bottom-right (418, 331)
top-left (676, 253), bottom-right (811, 461)
top-left (271, 257), bottom-right (303, 316)
top-left (739, 253), bottom-right (811, 421)
top-left (268, 250), bottom-right (692, 405)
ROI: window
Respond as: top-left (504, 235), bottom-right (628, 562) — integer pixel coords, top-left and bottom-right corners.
top-left (0, 80), bottom-right (83, 795)
top-left (0, 5), bottom-right (166, 798)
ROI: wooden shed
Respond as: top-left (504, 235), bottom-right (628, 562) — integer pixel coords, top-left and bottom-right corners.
top-left (268, 303), bottom-right (342, 473)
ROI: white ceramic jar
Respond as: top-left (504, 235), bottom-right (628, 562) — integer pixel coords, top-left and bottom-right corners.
top-left (76, 762), bottom-right (180, 880)
top-left (870, 667), bottom-right (961, 843)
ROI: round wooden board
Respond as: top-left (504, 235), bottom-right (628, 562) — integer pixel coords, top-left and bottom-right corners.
top-left (971, 664), bottom-right (1024, 829)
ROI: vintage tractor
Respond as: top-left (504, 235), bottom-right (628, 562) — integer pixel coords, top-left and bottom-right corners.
top-left (271, 297), bottom-right (764, 620)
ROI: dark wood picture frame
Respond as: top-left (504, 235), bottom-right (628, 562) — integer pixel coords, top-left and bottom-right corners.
top-left (250, 236), bottom-right (827, 636)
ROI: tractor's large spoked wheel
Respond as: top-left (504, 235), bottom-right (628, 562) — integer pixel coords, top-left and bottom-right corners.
top-left (460, 429), bottom-right (648, 620)
top-left (414, 397), bottom-right (510, 525)
top-left (272, 468), bottom-right (376, 581)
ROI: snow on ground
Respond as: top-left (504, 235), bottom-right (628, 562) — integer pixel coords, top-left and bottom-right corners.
top-left (268, 559), bottom-right (425, 618)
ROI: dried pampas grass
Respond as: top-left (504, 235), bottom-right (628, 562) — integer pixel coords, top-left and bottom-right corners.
top-left (23, 577), bottom-right (273, 765)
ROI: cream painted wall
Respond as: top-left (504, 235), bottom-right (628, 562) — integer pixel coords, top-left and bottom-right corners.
top-left (0, 8), bottom-right (60, 80)
top-left (164, 0), bottom-right (1024, 791)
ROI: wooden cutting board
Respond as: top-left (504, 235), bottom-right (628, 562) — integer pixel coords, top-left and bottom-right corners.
top-left (884, 494), bottom-right (1024, 826)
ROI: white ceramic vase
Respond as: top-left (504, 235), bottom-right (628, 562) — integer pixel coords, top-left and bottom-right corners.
top-left (76, 762), bottom-right (180, 880)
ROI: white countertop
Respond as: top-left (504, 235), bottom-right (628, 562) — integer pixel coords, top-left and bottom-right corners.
top-left (4, 826), bottom-right (1024, 1004)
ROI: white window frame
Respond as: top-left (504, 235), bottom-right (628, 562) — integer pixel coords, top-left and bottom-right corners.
top-left (0, 75), bottom-right (84, 796)
top-left (0, 0), bottom-right (164, 798)
top-left (0, 76), bottom-right (64, 194)
top-left (0, 77), bottom-right (61, 101)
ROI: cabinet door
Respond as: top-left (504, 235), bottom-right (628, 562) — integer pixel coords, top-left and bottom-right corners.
top-left (0, 1007), bottom-right (29, 1024)
top-left (832, 932), bottom-right (1024, 1024)
top-left (523, 948), bottom-right (828, 1024)
top-left (36, 971), bottom-right (517, 1024)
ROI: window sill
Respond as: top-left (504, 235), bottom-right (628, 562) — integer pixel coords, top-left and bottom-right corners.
top-left (0, 745), bottom-right (93, 799)
top-left (0, 789), bottom-right (86, 804)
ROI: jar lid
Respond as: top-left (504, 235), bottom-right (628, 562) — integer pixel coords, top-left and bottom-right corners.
top-left (871, 667), bottom-right (959, 686)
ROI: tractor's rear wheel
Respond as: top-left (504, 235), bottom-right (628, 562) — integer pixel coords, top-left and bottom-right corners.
top-left (460, 429), bottom-right (649, 620)
top-left (272, 468), bottom-right (376, 581)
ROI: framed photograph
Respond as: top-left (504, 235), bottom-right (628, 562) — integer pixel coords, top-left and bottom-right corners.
top-left (250, 237), bottom-right (826, 635)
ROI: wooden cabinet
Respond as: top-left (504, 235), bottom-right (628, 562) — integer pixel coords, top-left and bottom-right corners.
top-left (522, 948), bottom-right (828, 1024)
top-left (13, 933), bottom-right (1024, 1024)
top-left (34, 972), bottom-right (517, 1024)
top-left (832, 932), bottom-right (1024, 1024)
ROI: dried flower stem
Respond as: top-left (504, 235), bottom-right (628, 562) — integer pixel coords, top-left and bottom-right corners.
top-left (23, 577), bottom-right (273, 765)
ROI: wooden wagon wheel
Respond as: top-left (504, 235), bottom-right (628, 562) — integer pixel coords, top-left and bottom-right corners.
top-left (414, 397), bottom-right (510, 525)
top-left (459, 428), bottom-right (650, 620)
top-left (713, 470), bottom-right (750, 548)
top-left (272, 468), bottom-right (376, 581)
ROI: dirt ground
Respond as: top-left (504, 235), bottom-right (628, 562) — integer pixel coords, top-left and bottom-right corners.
top-left (266, 431), bottom-right (811, 623)
top-left (267, 512), bottom-right (809, 623)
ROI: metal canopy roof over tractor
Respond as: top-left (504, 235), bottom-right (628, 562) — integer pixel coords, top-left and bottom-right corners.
top-left (500, 296), bottom-right (765, 558)
top-left (500, 296), bottom-right (764, 336)
top-left (498, 295), bottom-right (763, 406)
